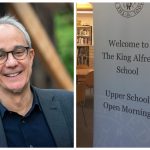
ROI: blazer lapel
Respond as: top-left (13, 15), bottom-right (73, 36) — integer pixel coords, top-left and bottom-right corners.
top-left (0, 117), bottom-right (7, 147)
top-left (34, 88), bottom-right (72, 147)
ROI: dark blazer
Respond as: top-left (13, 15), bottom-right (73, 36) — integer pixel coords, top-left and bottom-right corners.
top-left (0, 87), bottom-right (74, 147)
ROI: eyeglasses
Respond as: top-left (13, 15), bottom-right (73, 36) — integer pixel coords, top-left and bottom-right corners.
top-left (0, 46), bottom-right (30, 65)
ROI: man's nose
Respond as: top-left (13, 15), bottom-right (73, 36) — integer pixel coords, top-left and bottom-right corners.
top-left (5, 53), bottom-right (18, 67)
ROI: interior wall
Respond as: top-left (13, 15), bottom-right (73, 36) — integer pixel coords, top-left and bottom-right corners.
top-left (77, 12), bottom-right (93, 26)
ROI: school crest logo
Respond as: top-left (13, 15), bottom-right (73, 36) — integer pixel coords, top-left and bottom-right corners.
top-left (115, 3), bottom-right (144, 18)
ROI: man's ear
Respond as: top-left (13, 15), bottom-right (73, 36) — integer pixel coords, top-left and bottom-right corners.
top-left (29, 48), bottom-right (35, 64)
top-left (29, 48), bottom-right (35, 60)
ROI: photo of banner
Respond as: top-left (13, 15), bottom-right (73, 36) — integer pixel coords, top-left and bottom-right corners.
top-left (93, 3), bottom-right (150, 147)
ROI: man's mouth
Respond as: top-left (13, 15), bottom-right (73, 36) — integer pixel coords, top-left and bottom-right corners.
top-left (4, 71), bottom-right (22, 77)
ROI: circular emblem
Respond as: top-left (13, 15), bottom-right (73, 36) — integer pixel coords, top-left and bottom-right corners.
top-left (115, 3), bottom-right (144, 18)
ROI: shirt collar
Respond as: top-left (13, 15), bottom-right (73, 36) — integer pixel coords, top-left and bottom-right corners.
top-left (31, 86), bottom-right (42, 111)
top-left (0, 86), bottom-right (41, 119)
top-left (0, 102), bottom-right (7, 118)
top-left (25, 86), bottom-right (42, 117)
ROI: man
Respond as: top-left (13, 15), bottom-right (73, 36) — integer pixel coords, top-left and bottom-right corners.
top-left (0, 15), bottom-right (73, 147)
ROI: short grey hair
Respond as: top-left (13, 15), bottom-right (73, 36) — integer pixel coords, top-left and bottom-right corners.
top-left (0, 15), bottom-right (32, 48)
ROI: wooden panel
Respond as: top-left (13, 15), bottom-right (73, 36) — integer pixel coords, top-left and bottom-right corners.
top-left (77, 82), bottom-right (86, 104)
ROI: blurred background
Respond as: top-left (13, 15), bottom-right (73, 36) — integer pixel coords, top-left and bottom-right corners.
top-left (0, 3), bottom-right (73, 91)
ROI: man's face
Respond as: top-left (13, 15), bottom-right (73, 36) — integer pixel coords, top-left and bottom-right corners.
top-left (0, 24), bottom-right (34, 93)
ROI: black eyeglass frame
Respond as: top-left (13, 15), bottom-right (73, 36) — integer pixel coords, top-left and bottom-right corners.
top-left (0, 46), bottom-right (30, 65)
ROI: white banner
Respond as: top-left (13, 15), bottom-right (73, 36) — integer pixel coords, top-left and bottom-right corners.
top-left (93, 3), bottom-right (150, 147)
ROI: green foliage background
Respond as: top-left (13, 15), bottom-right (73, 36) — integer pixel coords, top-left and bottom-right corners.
top-left (54, 10), bottom-right (74, 80)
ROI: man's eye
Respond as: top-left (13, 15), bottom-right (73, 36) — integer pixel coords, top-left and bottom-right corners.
top-left (14, 49), bottom-right (24, 56)
top-left (15, 51), bottom-right (23, 54)
top-left (0, 51), bottom-right (6, 59)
